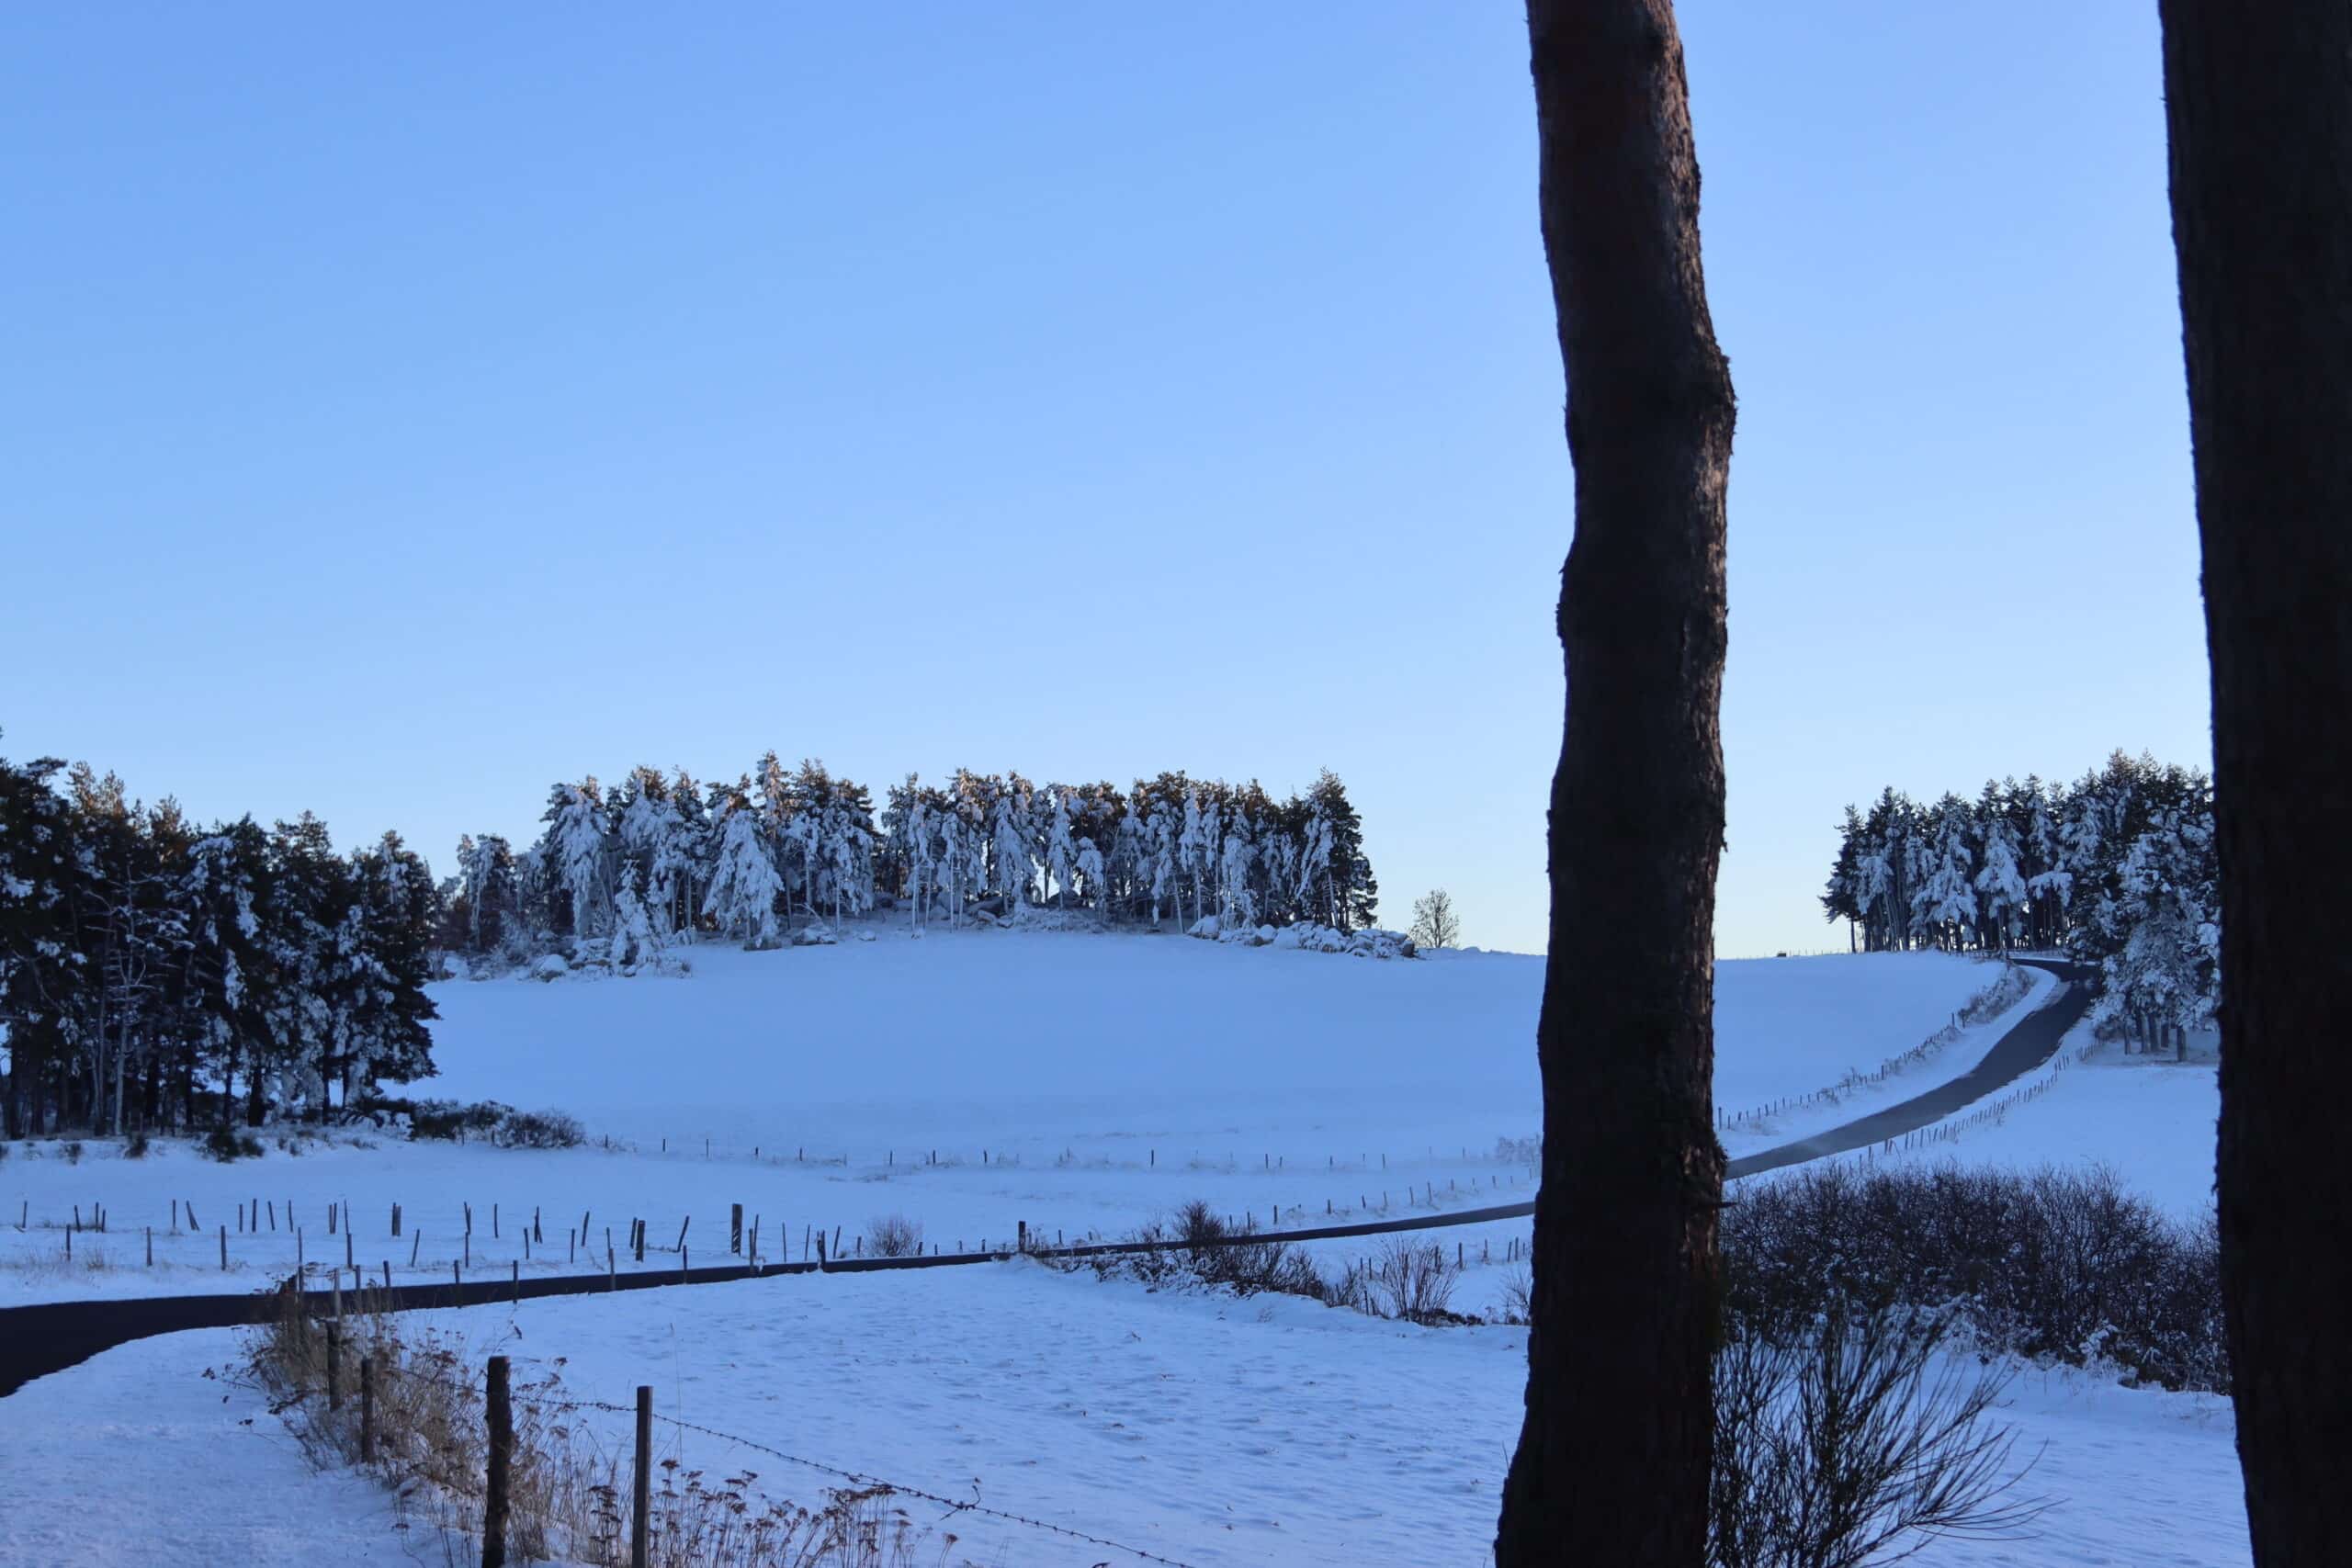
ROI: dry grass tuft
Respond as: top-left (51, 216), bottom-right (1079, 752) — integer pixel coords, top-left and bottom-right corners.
top-left (244, 1284), bottom-right (963, 1565)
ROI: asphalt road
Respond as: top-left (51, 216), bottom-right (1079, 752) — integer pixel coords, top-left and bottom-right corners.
top-left (0, 956), bottom-right (2095, 1398)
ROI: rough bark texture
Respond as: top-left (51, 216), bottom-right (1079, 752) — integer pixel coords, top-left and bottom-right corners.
top-left (1497, 3), bottom-right (1733, 1563)
top-left (2159, 5), bottom-right (2352, 1562)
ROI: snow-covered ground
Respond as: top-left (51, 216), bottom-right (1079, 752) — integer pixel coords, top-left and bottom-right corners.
top-left (1871, 1027), bottom-right (2221, 1220)
top-left (0, 1259), bottom-right (2249, 1567)
top-left (1717, 961), bottom-right (2055, 1156)
top-left (1, 936), bottom-right (2007, 1303)
top-left (4, 933), bottom-right (2241, 1567)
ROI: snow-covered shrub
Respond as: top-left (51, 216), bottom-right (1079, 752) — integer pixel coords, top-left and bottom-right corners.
top-left (493, 1108), bottom-right (583, 1150)
top-left (1187, 914), bottom-right (1221, 940)
top-left (202, 1126), bottom-right (264, 1162)
top-left (407, 1099), bottom-right (510, 1142)
top-left (1494, 1133), bottom-right (1543, 1165)
top-left (791, 921), bottom-right (840, 947)
top-left (528, 953), bottom-right (571, 982)
top-left (1350, 927), bottom-right (1417, 960)
top-left (1275, 921), bottom-right (1418, 959)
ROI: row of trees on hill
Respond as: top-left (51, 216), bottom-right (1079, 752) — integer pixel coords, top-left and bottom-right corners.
top-left (442, 759), bottom-right (1379, 961)
top-left (1820, 751), bottom-right (2219, 1032)
top-left (0, 739), bottom-right (439, 1137)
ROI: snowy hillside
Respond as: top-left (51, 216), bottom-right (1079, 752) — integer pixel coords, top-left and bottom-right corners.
top-left (1, 938), bottom-right (2010, 1305)
top-left (423, 930), bottom-right (2003, 1154)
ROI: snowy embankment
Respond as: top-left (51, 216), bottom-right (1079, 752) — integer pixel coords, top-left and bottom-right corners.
top-left (0, 1259), bottom-right (2250, 1568)
top-left (0, 935), bottom-right (1997, 1303)
top-left (1864, 1021), bottom-right (2222, 1219)
top-left (1716, 958), bottom-right (2054, 1156)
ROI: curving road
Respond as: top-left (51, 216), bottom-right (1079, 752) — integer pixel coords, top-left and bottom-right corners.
top-left (0, 957), bottom-right (2094, 1398)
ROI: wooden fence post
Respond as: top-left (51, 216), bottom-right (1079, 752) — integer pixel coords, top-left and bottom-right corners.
top-left (220, 1224), bottom-right (228, 1270)
top-left (359, 1354), bottom-right (376, 1463)
top-left (731, 1203), bottom-right (742, 1255)
top-left (325, 1320), bottom-right (343, 1411)
top-left (483, 1355), bottom-right (512, 1568)
top-left (630, 1385), bottom-right (653, 1568)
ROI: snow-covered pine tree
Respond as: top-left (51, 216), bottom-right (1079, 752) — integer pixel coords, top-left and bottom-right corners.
top-left (1044, 788), bottom-right (1077, 909)
top-left (537, 781), bottom-right (615, 942)
top-left (1973, 814), bottom-right (2029, 951)
top-left (702, 801), bottom-right (784, 949)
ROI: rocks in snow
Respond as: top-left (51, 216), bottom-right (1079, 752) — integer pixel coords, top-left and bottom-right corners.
top-left (1189, 916), bottom-right (1416, 959)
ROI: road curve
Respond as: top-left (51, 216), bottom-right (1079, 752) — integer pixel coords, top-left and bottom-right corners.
top-left (0, 956), bottom-right (2095, 1398)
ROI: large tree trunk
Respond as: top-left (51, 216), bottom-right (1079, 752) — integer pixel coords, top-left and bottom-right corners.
top-left (1498, 3), bottom-right (1734, 1563)
top-left (2159, 5), bottom-right (2352, 1562)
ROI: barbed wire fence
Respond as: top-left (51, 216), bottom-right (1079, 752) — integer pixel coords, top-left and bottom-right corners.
top-left (259, 1302), bottom-right (1201, 1568)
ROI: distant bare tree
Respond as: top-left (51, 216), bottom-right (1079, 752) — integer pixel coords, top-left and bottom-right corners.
top-left (1409, 888), bottom-right (1461, 950)
top-left (2159, 2), bottom-right (2352, 1560)
top-left (1498, 0), bottom-right (1735, 1562)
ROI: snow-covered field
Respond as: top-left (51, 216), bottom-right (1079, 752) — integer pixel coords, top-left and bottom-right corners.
top-left (1, 935), bottom-right (2008, 1303)
top-left (0, 1259), bottom-right (2249, 1567)
top-left (2, 933), bottom-right (2245, 1566)
top-left (1874, 1028), bottom-right (2221, 1220)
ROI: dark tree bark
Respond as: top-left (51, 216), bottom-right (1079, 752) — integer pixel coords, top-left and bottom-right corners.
top-left (1498, 3), bottom-right (1733, 1563)
top-left (2159, 6), bottom-right (2352, 1562)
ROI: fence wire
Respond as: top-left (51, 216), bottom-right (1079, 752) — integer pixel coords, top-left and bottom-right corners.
top-left (278, 1347), bottom-right (1203, 1568)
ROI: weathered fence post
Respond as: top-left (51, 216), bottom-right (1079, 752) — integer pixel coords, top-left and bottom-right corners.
top-left (630, 1384), bottom-right (653, 1568)
top-left (359, 1354), bottom-right (376, 1462)
top-left (483, 1355), bottom-right (512, 1568)
top-left (220, 1224), bottom-right (228, 1270)
top-left (325, 1320), bottom-right (343, 1411)
top-left (730, 1203), bottom-right (742, 1255)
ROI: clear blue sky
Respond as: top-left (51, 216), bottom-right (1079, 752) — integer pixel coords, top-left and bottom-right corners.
top-left (3, 3), bottom-right (2208, 958)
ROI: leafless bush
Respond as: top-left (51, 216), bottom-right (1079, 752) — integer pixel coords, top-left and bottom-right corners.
top-left (1723, 1162), bottom-right (2223, 1390)
top-left (1498, 1263), bottom-right (1534, 1326)
top-left (1710, 1306), bottom-right (2045, 1568)
top-left (1332, 1237), bottom-right (1463, 1325)
top-left (1068, 1200), bottom-right (1326, 1301)
top-left (867, 1213), bottom-right (923, 1258)
top-left (1957, 961), bottom-right (2035, 1027)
